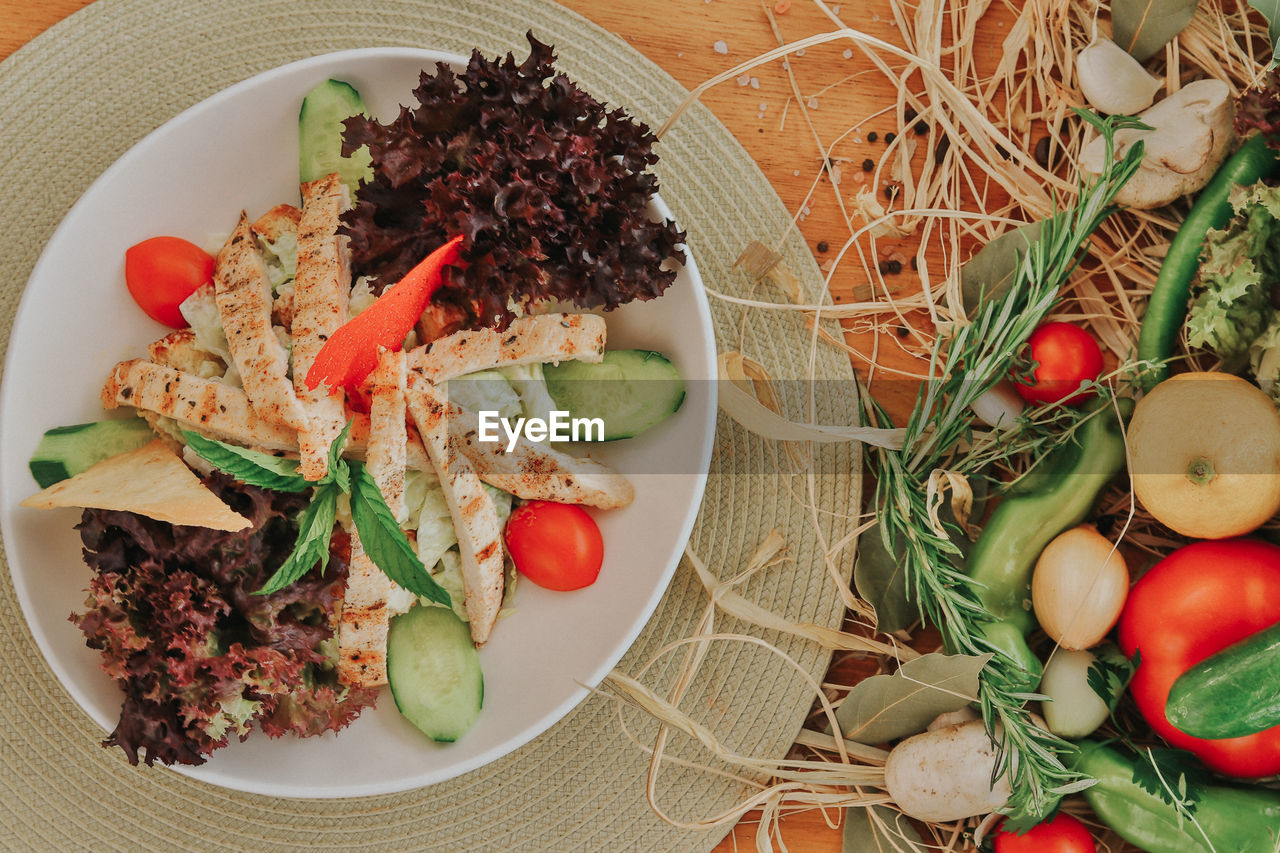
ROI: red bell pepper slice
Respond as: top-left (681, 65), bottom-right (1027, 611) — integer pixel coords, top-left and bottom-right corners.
top-left (305, 235), bottom-right (463, 393)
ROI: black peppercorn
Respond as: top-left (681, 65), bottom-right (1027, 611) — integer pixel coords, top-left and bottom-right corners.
top-left (867, 131), bottom-right (878, 142)
top-left (887, 259), bottom-right (902, 275)
top-left (885, 132), bottom-right (897, 145)
top-left (934, 136), bottom-right (950, 161)
top-left (816, 240), bottom-right (829, 253)
top-left (1034, 135), bottom-right (1057, 168)
top-left (862, 158), bottom-right (874, 171)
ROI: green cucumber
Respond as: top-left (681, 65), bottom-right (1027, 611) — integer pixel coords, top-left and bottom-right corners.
top-left (298, 79), bottom-right (373, 191)
top-left (543, 349), bottom-right (684, 440)
top-left (28, 419), bottom-right (155, 488)
top-left (386, 604), bottom-right (482, 742)
top-left (1166, 621), bottom-right (1280, 739)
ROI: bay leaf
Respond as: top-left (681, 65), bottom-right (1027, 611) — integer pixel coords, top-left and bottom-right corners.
top-left (842, 805), bottom-right (925, 853)
top-left (960, 220), bottom-right (1044, 315)
top-left (1112, 0), bottom-right (1200, 62)
top-left (1248, 0), bottom-right (1280, 64)
top-left (834, 652), bottom-right (991, 745)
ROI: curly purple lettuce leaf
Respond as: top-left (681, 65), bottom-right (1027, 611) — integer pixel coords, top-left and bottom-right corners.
top-left (339, 32), bottom-right (686, 332)
top-left (71, 473), bottom-right (376, 767)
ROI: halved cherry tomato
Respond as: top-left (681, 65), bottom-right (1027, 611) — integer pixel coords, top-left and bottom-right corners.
top-left (124, 236), bottom-right (216, 328)
top-left (993, 813), bottom-right (1096, 853)
top-left (504, 501), bottom-right (603, 591)
top-left (1012, 322), bottom-right (1104, 406)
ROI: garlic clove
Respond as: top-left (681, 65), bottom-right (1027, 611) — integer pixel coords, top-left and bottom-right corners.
top-left (1077, 37), bottom-right (1163, 116)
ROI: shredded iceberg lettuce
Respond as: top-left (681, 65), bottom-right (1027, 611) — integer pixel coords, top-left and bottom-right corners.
top-left (259, 232), bottom-right (298, 293)
top-left (447, 371), bottom-right (523, 420)
top-left (498, 363), bottom-right (559, 430)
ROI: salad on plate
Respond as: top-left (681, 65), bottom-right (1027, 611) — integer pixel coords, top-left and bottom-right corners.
top-left (17, 35), bottom-right (695, 769)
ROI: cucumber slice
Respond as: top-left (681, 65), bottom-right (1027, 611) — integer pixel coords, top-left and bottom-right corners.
top-left (28, 419), bottom-right (155, 488)
top-left (544, 349), bottom-right (684, 440)
top-left (386, 605), bottom-right (483, 742)
top-left (298, 79), bottom-right (373, 191)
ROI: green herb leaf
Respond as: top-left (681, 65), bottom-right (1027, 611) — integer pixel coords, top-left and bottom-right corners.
top-left (256, 483), bottom-right (340, 595)
top-left (841, 805), bottom-right (925, 853)
top-left (1112, 0), bottom-right (1200, 62)
top-left (834, 652), bottom-right (991, 744)
top-left (349, 462), bottom-right (451, 607)
top-left (1086, 644), bottom-right (1136, 708)
top-left (182, 430), bottom-right (311, 493)
top-left (317, 420), bottom-right (354, 491)
top-left (960, 220), bottom-right (1045, 315)
top-left (853, 528), bottom-right (915, 634)
top-left (1131, 747), bottom-right (1208, 815)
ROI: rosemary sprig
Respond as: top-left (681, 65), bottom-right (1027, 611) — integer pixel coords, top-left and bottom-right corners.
top-left (867, 111), bottom-right (1146, 824)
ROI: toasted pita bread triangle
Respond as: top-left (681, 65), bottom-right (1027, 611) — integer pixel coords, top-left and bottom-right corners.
top-left (21, 439), bottom-right (251, 531)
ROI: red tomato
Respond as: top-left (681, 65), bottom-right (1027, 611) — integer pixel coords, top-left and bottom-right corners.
top-left (124, 236), bottom-right (215, 327)
top-left (993, 813), bottom-right (1096, 853)
top-left (1118, 538), bottom-right (1280, 777)
top-left (504, 501), bottom-right (604, 591)
top-left (1012, 322), bottom-right (1104, 406)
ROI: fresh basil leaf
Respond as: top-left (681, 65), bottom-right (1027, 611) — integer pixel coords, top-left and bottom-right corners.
top-left (834, 652), bottom-right (991, 744)
top-left (318, 420), bottom-right (354, 491)
top-left (841, 804), bottom-right (925, 853)
top-left (1113, 0), bottom-right (1200, 62)
top-left (349, 462), bottom-right (451, 607)
top-left (256, 484), bottom-right (339, 595)
top-left (183, 430), bottom-right (310, 492)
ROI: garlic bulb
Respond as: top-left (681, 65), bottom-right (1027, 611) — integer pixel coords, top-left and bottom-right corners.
top-left (1077, 37), bottom-right (1162, 116)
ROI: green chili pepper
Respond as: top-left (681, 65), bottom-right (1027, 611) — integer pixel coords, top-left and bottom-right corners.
top-left (965, 398), bottom-right (1132, 638)
top-left (1136, 134), bottom-right (1280, 389)
top-left (1074, 741), bottom-right (1280, 853)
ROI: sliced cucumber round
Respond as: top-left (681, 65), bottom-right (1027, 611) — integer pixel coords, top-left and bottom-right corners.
top-left (386, 604), bottom-right (483, 743)
top-left (544, 349), bottom-right (685, 441)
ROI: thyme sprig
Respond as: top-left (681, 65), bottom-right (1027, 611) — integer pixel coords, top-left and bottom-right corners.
top-left (866, 111), bottom-right (1146, 825)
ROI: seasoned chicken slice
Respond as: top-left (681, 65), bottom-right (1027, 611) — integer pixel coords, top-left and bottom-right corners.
top-left (213, 213), bottom-right (310, 433)
top-left (406, 313), bottom-right (606, 384)
top-left (446, 403), bottom-right (635, 509)
top-left (339, 350), bottom-right (408, 688)
top-left (103, 360), bottom-right (632, 510)
top-left (405, 380), bottom-right (505, 645)
top-left (292, 175), bottom-right (352, 480)
top-left (250, 203), bottom-right (301, 243)
top-left (147, 329), bottom-right (225, 378)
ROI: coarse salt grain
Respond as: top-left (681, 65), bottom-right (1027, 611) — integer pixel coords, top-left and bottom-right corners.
top-left (808, 97), bottom-right (819, 109)
top-left (750, 77), bottom-right (760, 89)
top-left (843, 48), bottom-right (853, 59)
top-left (793, 169), bottom-right (801, 176)
top-left (713, 40), bottom-right (728, 54)
top-left (759, 101), bottom-right (768, 111)
top-left (737, 74), bottom-right (751, 86)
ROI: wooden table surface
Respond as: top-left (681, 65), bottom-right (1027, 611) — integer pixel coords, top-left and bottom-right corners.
top-left (0, 2), bottom-right (1010, 850)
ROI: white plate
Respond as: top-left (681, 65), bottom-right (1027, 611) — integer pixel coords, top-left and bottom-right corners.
top-left (0, 47), bottom-right (715, 798)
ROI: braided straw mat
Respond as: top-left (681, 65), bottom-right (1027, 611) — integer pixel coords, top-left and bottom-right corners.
top-left (0, 1), bottom-right (860, 849)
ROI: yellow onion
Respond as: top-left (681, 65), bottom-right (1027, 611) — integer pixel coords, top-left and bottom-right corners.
top-left (1032, 525), bottom-right (1128, 650)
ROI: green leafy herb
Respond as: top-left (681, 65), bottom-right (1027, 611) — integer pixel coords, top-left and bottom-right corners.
top-left (186, 427), bottom-right (451, 607)
top-left (257, 484), bottom-right (340, 595)
top-left (1087, 646), bottom-right (1137, 709)
top-left (834, 652), bottom-right (991, 745)
top-left (1249, 0), bottom-right (1280, 64)
top-left (183, 430), bottom-right (310, 492)
top-left (1131, 747), bottom-right (1208, 816)
top-left (960, 220), bottom-right (1045, 315)
top-left (1112, 0), bottom-right (1200, 62)
top-left (865, 111), bottom-right (1146, 823)
top-left (349, 462), bottom-right (450, 606)
top-left (841, 805), bottom-right (925, 853)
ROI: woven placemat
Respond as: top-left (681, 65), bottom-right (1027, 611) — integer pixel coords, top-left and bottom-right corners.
top-left (0, 1), bottom-right (860, 850)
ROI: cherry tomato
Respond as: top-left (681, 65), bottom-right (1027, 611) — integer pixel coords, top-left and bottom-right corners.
top-left (1118, 538), bottom-right (1280, 777)
top-left (124, 236), bottom-right (215, 327)
top-left (1012, 322), bottom-right (1104, 406)
top-left (504, 501), bottom-right (604, 591)
top-left (993, 813), bottom-right (1096, 853)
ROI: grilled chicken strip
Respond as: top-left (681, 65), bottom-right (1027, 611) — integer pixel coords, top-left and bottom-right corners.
top-left (405, 380), bottom-right (505, 645)
top-left (406, 313), bottom-right (606, 384)
top-left (104, 360), bottom-right (633, 509)
top-left (292, 175), bottom-right (353, 480)
top-left (445, 403), bottom-right (635, 509)
top-left (213, 213), bottom-right (310, 433)
top-left (339, 350), bottom-right (408, 688)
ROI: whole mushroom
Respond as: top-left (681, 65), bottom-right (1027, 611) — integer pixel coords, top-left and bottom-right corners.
top-left (1079, 78), bottom-right (1235, 210)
